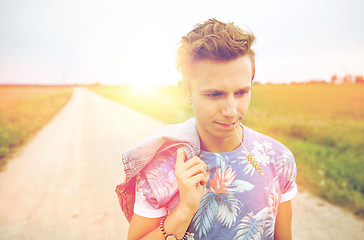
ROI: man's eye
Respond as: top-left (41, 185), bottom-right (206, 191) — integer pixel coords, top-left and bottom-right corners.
top-left (236, 91), bottom-right (248, 96)
top-left (208, 93), bottom-right (221, 98)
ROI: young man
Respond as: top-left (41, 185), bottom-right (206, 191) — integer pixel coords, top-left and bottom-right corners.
top-left (123, 18), bottom-right (297, 240)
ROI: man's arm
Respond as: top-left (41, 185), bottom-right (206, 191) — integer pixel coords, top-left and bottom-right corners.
top-left (274, 200), bottom-right (292, 240)
top-left (127, 206), bottom-right (194, 240)
top-left (127, 148), bottom-right (207, 240)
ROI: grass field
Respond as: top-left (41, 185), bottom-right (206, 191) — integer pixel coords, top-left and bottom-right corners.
top-left (89, 83), bottom-right (364, 218)
top-left (0, 85), bottom-right (74, 170)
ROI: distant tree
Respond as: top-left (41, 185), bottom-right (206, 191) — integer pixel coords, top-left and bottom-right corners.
top-left (343, 74), bottom-right (353, 83)
top-left (253, 81), bottom-right (262, 85)
top-left (308, 80), bottom-right (327, 84)
top-left (331, 74), bottom-right (338, 84)
top-left (355, 75), bottom-right (364, 84)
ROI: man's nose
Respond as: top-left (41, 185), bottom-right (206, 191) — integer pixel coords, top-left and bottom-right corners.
top-left (222, 95), bottom-right (237, 118)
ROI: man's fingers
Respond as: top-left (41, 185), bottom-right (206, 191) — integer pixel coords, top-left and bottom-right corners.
top-left (175, 148), bottom-right (187, 168)
top-left (190, 174), bottom-right (208, 187)
top-left (184, 164), bottom-right (207, 178)
top-left (184, 156), bottom-right (207, 171)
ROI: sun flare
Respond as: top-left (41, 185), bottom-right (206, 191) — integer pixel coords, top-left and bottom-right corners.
top-left (129, 81), bottom-right (158, 98)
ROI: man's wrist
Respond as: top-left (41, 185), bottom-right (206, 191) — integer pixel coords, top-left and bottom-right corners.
top-left (160, 217), bottom-right (187, 240)
top-left (175, 203), bottom-right (196, 221)
top-left (159, 204), bottom-right (195, 240)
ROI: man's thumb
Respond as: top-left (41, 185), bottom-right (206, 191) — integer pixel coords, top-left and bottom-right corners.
top-left (176, 148), bottom-right (186, 167)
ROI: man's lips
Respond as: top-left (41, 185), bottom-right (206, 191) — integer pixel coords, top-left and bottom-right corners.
top-left (215, 120), bottom-right (240, 127)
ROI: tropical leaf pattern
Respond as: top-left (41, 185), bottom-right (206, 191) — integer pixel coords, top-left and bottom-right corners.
top-left (276, 150), bottom-right (296, 183)
top-left (136, 148), bottom-right (179, 209)
top-left (234, 207), bottom-right (273, 240)
top-left (226, 179), bottom-right (254, 193)
top-left (263, 213), bottom-right (275, 239)
top-left (135, 125), bottom-right (297, 240)
top-left (251, 140), bottom-right (275, 166)
top-left (191, 163), bottom-right (249, 239)
top-left (266, 177), bottom-right (281, 216)
top-left (145, 167), bottom-right (177, 200)
top-left (234, 212), bottom-right (264, 240)
top-left (216, 192), bottom-right (241, 228)
top-left (192, 189), bottom-right (219, 238)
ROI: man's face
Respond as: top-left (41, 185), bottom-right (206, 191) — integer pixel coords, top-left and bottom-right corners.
top-left (183, 55), bottom-right (253, 148)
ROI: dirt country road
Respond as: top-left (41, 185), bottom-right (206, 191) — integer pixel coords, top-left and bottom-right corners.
top-left (0, 87), bottom-right (363, 240)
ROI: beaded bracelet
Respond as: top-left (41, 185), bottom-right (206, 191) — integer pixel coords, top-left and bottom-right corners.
top-left (159, 217), bottom-right (187, 240)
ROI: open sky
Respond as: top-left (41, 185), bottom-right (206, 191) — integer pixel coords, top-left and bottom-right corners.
top-left (0, 0), bottom-right (363, 85)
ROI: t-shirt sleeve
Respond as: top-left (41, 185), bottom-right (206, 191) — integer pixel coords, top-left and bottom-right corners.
top-left (277, 147), bottom-right (298, 203)
top-left (133, 149), bottom-right (179, 218)
top-left (134, 176), bottom-right (168, 218)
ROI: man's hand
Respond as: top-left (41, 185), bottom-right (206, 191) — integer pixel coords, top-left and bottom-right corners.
top-left (127, 148), bottom-right (207, 240)
top-left (174, 148), bottom-right (207, 215)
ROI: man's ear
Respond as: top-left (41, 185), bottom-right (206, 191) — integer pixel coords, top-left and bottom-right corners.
top-left (178, 80), bottom-right (192, 105)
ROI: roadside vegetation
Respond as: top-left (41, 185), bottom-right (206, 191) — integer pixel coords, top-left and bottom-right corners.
top-left (0, 85), bottom-right (73, 170)
top-left (89, 83), bottom-right (364, 218)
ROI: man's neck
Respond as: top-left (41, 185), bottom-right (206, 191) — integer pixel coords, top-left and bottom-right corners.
top-left (198, 126), bottom-right (243, 153)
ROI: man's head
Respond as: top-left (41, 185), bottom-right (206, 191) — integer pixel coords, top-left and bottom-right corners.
top-left (177, 18), bottom-right (256, 84)
top-left (176, 19), bottom-right (256, 152)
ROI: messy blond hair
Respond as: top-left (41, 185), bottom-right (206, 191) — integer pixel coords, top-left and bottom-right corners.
top-left (177, 18), bottom-right (256, 80)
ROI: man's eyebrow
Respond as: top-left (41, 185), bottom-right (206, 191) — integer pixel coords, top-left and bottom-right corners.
top-left (200, 89), bottom-right (224, 93)
top-left (200, 86), bottom-right (251, 93)
top-left (237, 86), bottom-right (252, 91)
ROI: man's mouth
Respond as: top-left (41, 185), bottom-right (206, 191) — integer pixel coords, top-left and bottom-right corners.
top-left (216, 120), bottom-right (240, 128)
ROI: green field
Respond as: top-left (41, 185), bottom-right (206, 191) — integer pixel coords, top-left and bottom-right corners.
top-left (0, 86), bottom-right (74, 170)
top-left (89, 83), bottom-right (364, 218)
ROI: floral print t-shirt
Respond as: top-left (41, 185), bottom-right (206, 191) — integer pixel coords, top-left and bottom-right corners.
top-left (134, 125), bottom-right (297, 240)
